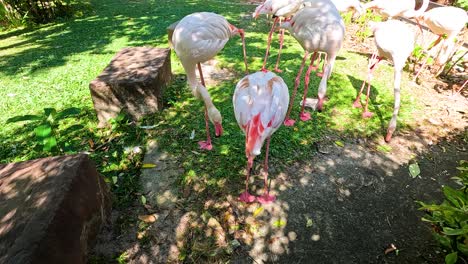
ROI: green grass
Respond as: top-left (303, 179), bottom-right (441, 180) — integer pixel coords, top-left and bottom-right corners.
top-left (0, 0), bottom-right (422, 260)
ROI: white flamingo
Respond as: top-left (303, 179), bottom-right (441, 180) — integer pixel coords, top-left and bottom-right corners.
top-left (253, 0), bottom-right (303, 72)
top-left (233, 71), bottom-right (289, 204)
top-left (172, 12), bottom-right (248, 150)
top-left (281, 3), bottom-right (345, 126)
top-left (363, 0), bottom-right (429, 20)
top-left (414, 6), bottom-right (468, 77)
top-left (353, 20), bottom-right (415, 142)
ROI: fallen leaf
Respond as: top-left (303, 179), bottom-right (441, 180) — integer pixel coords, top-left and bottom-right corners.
top-left (335, 140), bottom-right (344, 147)
top-left (138, 214), bottom-right (158, 223)
top-left (409, 163), bottom-right (421, 178)
top-left (273, 219), bottom-right (286, 228)
top-left (306, 217), bottom-right (313, 228)
top-left (253, 207), bottom-right (264, 217)
top-left (142, 163), bottom-right (157, 169)
top-left (384, 243), bottom-right (397, 255)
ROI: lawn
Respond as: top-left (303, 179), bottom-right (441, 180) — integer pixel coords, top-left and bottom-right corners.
top-left (0, 0), bottom-right (423, 261)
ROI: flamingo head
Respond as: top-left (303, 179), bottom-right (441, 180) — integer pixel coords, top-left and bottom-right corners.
top-left (207, 107), bottom-right (223, 137)
top-left (253, 2), bottom-right (273, 18)
top-left (228, 24), bottom-right (245, 38)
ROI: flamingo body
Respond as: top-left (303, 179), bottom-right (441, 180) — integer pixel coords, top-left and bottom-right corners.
top-left (364, 0), bottom-right (428, 19)
top-left (281, 4), bottom-right (344, 123)
top-left (233, 71), bottom-right (289, 203)
top-left (172, 12), bottom-right (245, 150)
top-left (354, 20), bottom-right (415, 142)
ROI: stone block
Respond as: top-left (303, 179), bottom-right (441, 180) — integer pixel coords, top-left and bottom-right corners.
top-left (0, 154), bottom-right (111, 264)
top-left (89, 47), bottom-right (171, 127)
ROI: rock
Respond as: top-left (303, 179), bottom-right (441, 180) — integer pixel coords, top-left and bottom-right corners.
top-left (89, 47), bottom-right (171, 127)
top-left (0, 154), bottom-right (111, 264)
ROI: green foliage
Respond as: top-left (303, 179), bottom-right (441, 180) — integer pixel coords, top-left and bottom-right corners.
top-left (0, 0), bottom-right (89, 27)
top-left (454, 0), bottom-right (468, 10)
top-left (418, 160), bottom-right (468, 263)
top-left (353, 10), bottom-right (382, 43)
top-left (6, 107), bottom-right (82, 154)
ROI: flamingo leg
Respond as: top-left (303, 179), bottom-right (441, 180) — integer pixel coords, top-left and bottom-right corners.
top-left (262, 17), bottom-right (280, 72)
top-left (274, 28), bottom-right (285, 73)
top-left (299, 52), bottom-right (317, 121)
top-left (284, 50), bottom-right (309, 127)
top-left (197, 63), bottom-right (213, 150)
top-left (316, 53), bottom-right (327, 77)
top-left (354, 53), bottom-right (380, 117)
top-left (385, 69), bottom-right (402, 142)
top-left (257, 137), bottom-right (275, 204)
top-left (239, 156), bottom-right (256, 203)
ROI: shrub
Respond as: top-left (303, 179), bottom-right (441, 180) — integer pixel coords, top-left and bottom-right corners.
top-left (418, 160), bottom-right (468, 264)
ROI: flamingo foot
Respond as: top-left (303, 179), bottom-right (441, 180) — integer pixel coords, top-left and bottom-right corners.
top-left (283, 118), bottom-right (296, 127)
top-left (352, 100), bottom-right (362, 108)
top-left (257, 193), bottom-right (276, 204)
top-left (239, 191), bottom-right (256, 203)
top-left (198, 141), bottom-right (213, 150)
top-left (261, 68), bottom-right (269, 73)
top-left (362, 111), bottom-right (374, 118)
top-left (273, 68), bottom-right (283, 73)
top-left (300, 112), bottom-right (311, 121)
top-left (316, 71), bottom-right (324, 77)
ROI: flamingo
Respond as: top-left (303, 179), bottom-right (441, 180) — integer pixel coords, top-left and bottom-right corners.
top-left (233, 71), bottom-right (289, 204)
top-left (414, 7), bottom-right (468, 78)
top-left (172, 12), bottom-right (248, 150)
top-left (280, 3), bottom-right (345, 126)
top-left (363, 0), bottom-right (429, 20)
top-left (253, 0), bottom-right (303, 72)
top-left (353, 20), bottom-right (415, 142)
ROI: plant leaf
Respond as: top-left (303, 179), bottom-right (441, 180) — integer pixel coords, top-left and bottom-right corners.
top-left (43, 108), bottom-right (57, 118)
top-left (7, 115), bottom-right (42, 123)
top-left (35, 124), bottom-right (52, 138)
top-left (445, 252), bottom-right (457, 264)
top-left (442, 227), bottom-right (467, 236)
top-left (55, 107), bottom-right (81, 120)
top-left (140, 195), bottom-right (147, 205)
top-left (433, 233), bottom-right (452, 249)
top-left (457, 241), bottom-right (468, 255)
top-left (42, 137), bottom-right (57, 152)
top-left (409, 163), bottom-right (420, 178)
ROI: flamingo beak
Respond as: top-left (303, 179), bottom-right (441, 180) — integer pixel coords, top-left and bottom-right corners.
top-left (214, 122), bottom-right (223, 137)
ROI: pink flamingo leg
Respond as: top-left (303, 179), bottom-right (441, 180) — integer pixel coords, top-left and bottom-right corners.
top-left (197, 63), bottom-right (213, 150)
top-left (284, 50), bottom-right (309, 127)
top-left (262, 17), bottom-right (279, 72)
top-left (257, 138), bottom-right (275, 204)
top-left (316, 53), bottom-right (326, 77)
top-left (239, 156), bottom-right (256, 203)
top-left (360, 54), bottom-right (381, 118)
top-left (300, 53), bottom-right (317, 122)
top-left (273, 28), bottom-right (285, 73)
top-left (238, 29), bottom-right (249, 74)
top-left (353, 79), bottom-right (367, 108)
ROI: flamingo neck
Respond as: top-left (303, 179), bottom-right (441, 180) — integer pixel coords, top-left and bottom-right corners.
top-left (411, 0), bottom-right (429, 17)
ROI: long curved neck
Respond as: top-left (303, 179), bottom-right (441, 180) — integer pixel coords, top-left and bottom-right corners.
top-left (182, 61), bottom-right (199, 89)
top-left (412, 0), bottom-right (429, 17)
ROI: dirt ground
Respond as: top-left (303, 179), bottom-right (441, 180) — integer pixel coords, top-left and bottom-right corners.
top-left (90, 18), bottom-right (468, 264)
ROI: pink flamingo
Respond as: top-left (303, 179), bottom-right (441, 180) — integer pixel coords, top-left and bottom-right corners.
top-left (353, 20), bottom-right (415, 142)
top-left (281, 3), bottom-right (344, 126)
top-left (172, 12), bottom-right (248, 150)
top-left (253, 0), bottom-right (303, 72)
top-left (233, 71), bottom-right (289, 204)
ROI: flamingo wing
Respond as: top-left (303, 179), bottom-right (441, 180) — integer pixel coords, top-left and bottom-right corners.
top-left (173, 12), bottom-right (231, 62)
